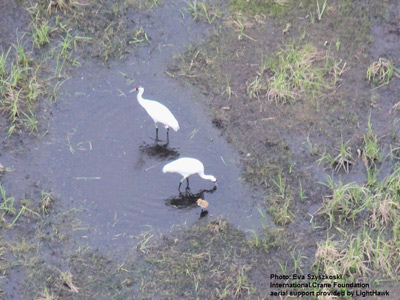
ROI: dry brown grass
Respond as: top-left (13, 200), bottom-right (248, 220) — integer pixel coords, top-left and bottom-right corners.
top-left (366, 58), bottom-right (395, 85)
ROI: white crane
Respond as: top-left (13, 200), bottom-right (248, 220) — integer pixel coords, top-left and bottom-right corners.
top-left (163, 157), bottom-right (217, 191)
top-left (132, 86), bottom-right (179, 141)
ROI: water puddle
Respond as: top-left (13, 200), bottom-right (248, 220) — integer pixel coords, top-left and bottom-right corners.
top-left (24, 0), bottom-right (267, 249)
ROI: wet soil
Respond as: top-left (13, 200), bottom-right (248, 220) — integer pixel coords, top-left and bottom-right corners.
top-left (0, 1), bottom-right (267, 298)
top-left (167, 0), bottom-right (400, 297)
top-left (0, 1), bottom-right (28, 50)
top-left (1, 0), bottom-right (400, 299)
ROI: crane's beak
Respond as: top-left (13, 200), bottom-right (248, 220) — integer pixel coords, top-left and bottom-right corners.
top-left (129, 88), bottom-right (136, 93)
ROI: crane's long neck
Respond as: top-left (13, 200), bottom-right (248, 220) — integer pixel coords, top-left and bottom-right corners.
top-left (199, 171), bottom-right (215, 182)
top-left (137, 88), bottom-right (146, 107)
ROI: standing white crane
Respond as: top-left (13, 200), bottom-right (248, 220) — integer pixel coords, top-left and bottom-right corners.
top-left (163, 157), bottom-right (217, 191)
top-left (132, 86), bottom-right (179, 141)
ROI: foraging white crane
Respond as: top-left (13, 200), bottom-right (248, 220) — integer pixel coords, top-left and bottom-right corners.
top-left (162, 157), bottom-right (217, 191)
top-left (132, 86), bottom-right (179, 141)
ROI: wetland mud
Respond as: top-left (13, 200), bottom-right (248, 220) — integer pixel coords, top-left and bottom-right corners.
top-left (1, 0), bottom-right (400, 299)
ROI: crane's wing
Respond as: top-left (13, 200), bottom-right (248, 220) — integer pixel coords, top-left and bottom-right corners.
top-left (142, 100), bottom-right (179, 131)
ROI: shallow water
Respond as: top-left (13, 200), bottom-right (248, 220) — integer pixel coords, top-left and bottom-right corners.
top-left (22, 1), bottom-right (267, 249)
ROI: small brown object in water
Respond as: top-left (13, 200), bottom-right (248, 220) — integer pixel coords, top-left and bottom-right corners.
top-left (196, 198), bottom-right (209, 210)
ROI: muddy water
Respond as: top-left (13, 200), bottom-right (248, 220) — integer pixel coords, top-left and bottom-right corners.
top-left (29, 1), bottom-right (266, 249)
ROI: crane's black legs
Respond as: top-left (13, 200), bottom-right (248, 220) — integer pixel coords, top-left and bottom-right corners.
top-left (166, 127), bottom-right (169, 144)
top-left (155, 125), bottom-right (170, 143)
top-left (178, 180), bottom-right (183, 192)
top-left (155, 125), bottom-right (159, 141)
top-left (178, 177), bottom-right (190, 193)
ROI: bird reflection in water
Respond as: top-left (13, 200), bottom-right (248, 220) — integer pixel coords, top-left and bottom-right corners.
top-left (135, 140), bottom-right (180, 169)
top-left (139, 141), bottom-right (179, 160)
top-left (165, 186), bottom-right (217, 218)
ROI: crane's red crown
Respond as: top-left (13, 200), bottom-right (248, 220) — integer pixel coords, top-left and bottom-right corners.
top-left (135, 86), bottom-right (140, 91)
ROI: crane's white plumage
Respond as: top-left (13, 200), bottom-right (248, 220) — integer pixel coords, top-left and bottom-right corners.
top-left (134, 86), bottom-right (179, 132)
top-left (163, 157), bottom-right (217, 190)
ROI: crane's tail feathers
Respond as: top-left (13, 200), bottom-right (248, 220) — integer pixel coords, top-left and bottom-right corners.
top-left (162, 165), bottom-right (168, 173)
top-left (171, 122), bottom-right (180, 132)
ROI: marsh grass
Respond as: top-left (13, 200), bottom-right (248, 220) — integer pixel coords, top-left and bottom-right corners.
top-left (316, 139), bottom-right (400, 278)
top-left (0, 0), bottom-right (154, 133)
top-left (362, 115), bottom-right (382, 165)
top-left (170, 42), bottom-right (223, 96)
top-left (229, 0), bottom-right (288, 17)
top-left (186, 0), bottom-right (220, 24)
top-left (46, 0), bottom-right (77, 13)
top-left (333, 139), bottom-right (353, 173)
top-left (59, 271), bottom-right (79, 293)
top-left (36, 287), bottom-right (56, 300)
top-left (138, 219), bottom-right (258, 298)
top-left (2, 0), bottom-right (397, 297)
top-left (316, 0), bottom-right (328, 21)
top-left (314, 227), bottom-right (400, 282)
top-left (134, 219), bottom-right (292, 298)
top-left (318, 177), bottom-right (368, 228)
top-left (366, 58), bottom-right (396, 89)
top-left (317, 137), bottom-right (353, 173)
top-left (305, 134), bottom-right (319, 155)
top-left (298, 179), bottom-right (307, 201)
top-left (224, 14), bottom-right (257, 42)
top-left (170, 0), bottom-right (397, 293)
top-left (0, 183), bottom-right (15, 218)
top-left (40, 191), bottom-right (54, 214)
top-left (128, 0), bottom-right (160, 10)
top-left (265, 171), bottom-right (295, 225)
top-left (0, 44), bottom-right (44, 133)
top-left (31, 12), bottom-right (52, 49)
top-left (267, 195), bottom-right (294, 226)
top-left (129, 27), bottom-right (149, 45)
top-left (320, 157), bottom-right (400, 230)
top-left (247, 43), bottom-right (340, 105)
top-left (314, 233), bottom-right (370, 281)
top-left (52, 1), bottom-right (152, 61)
